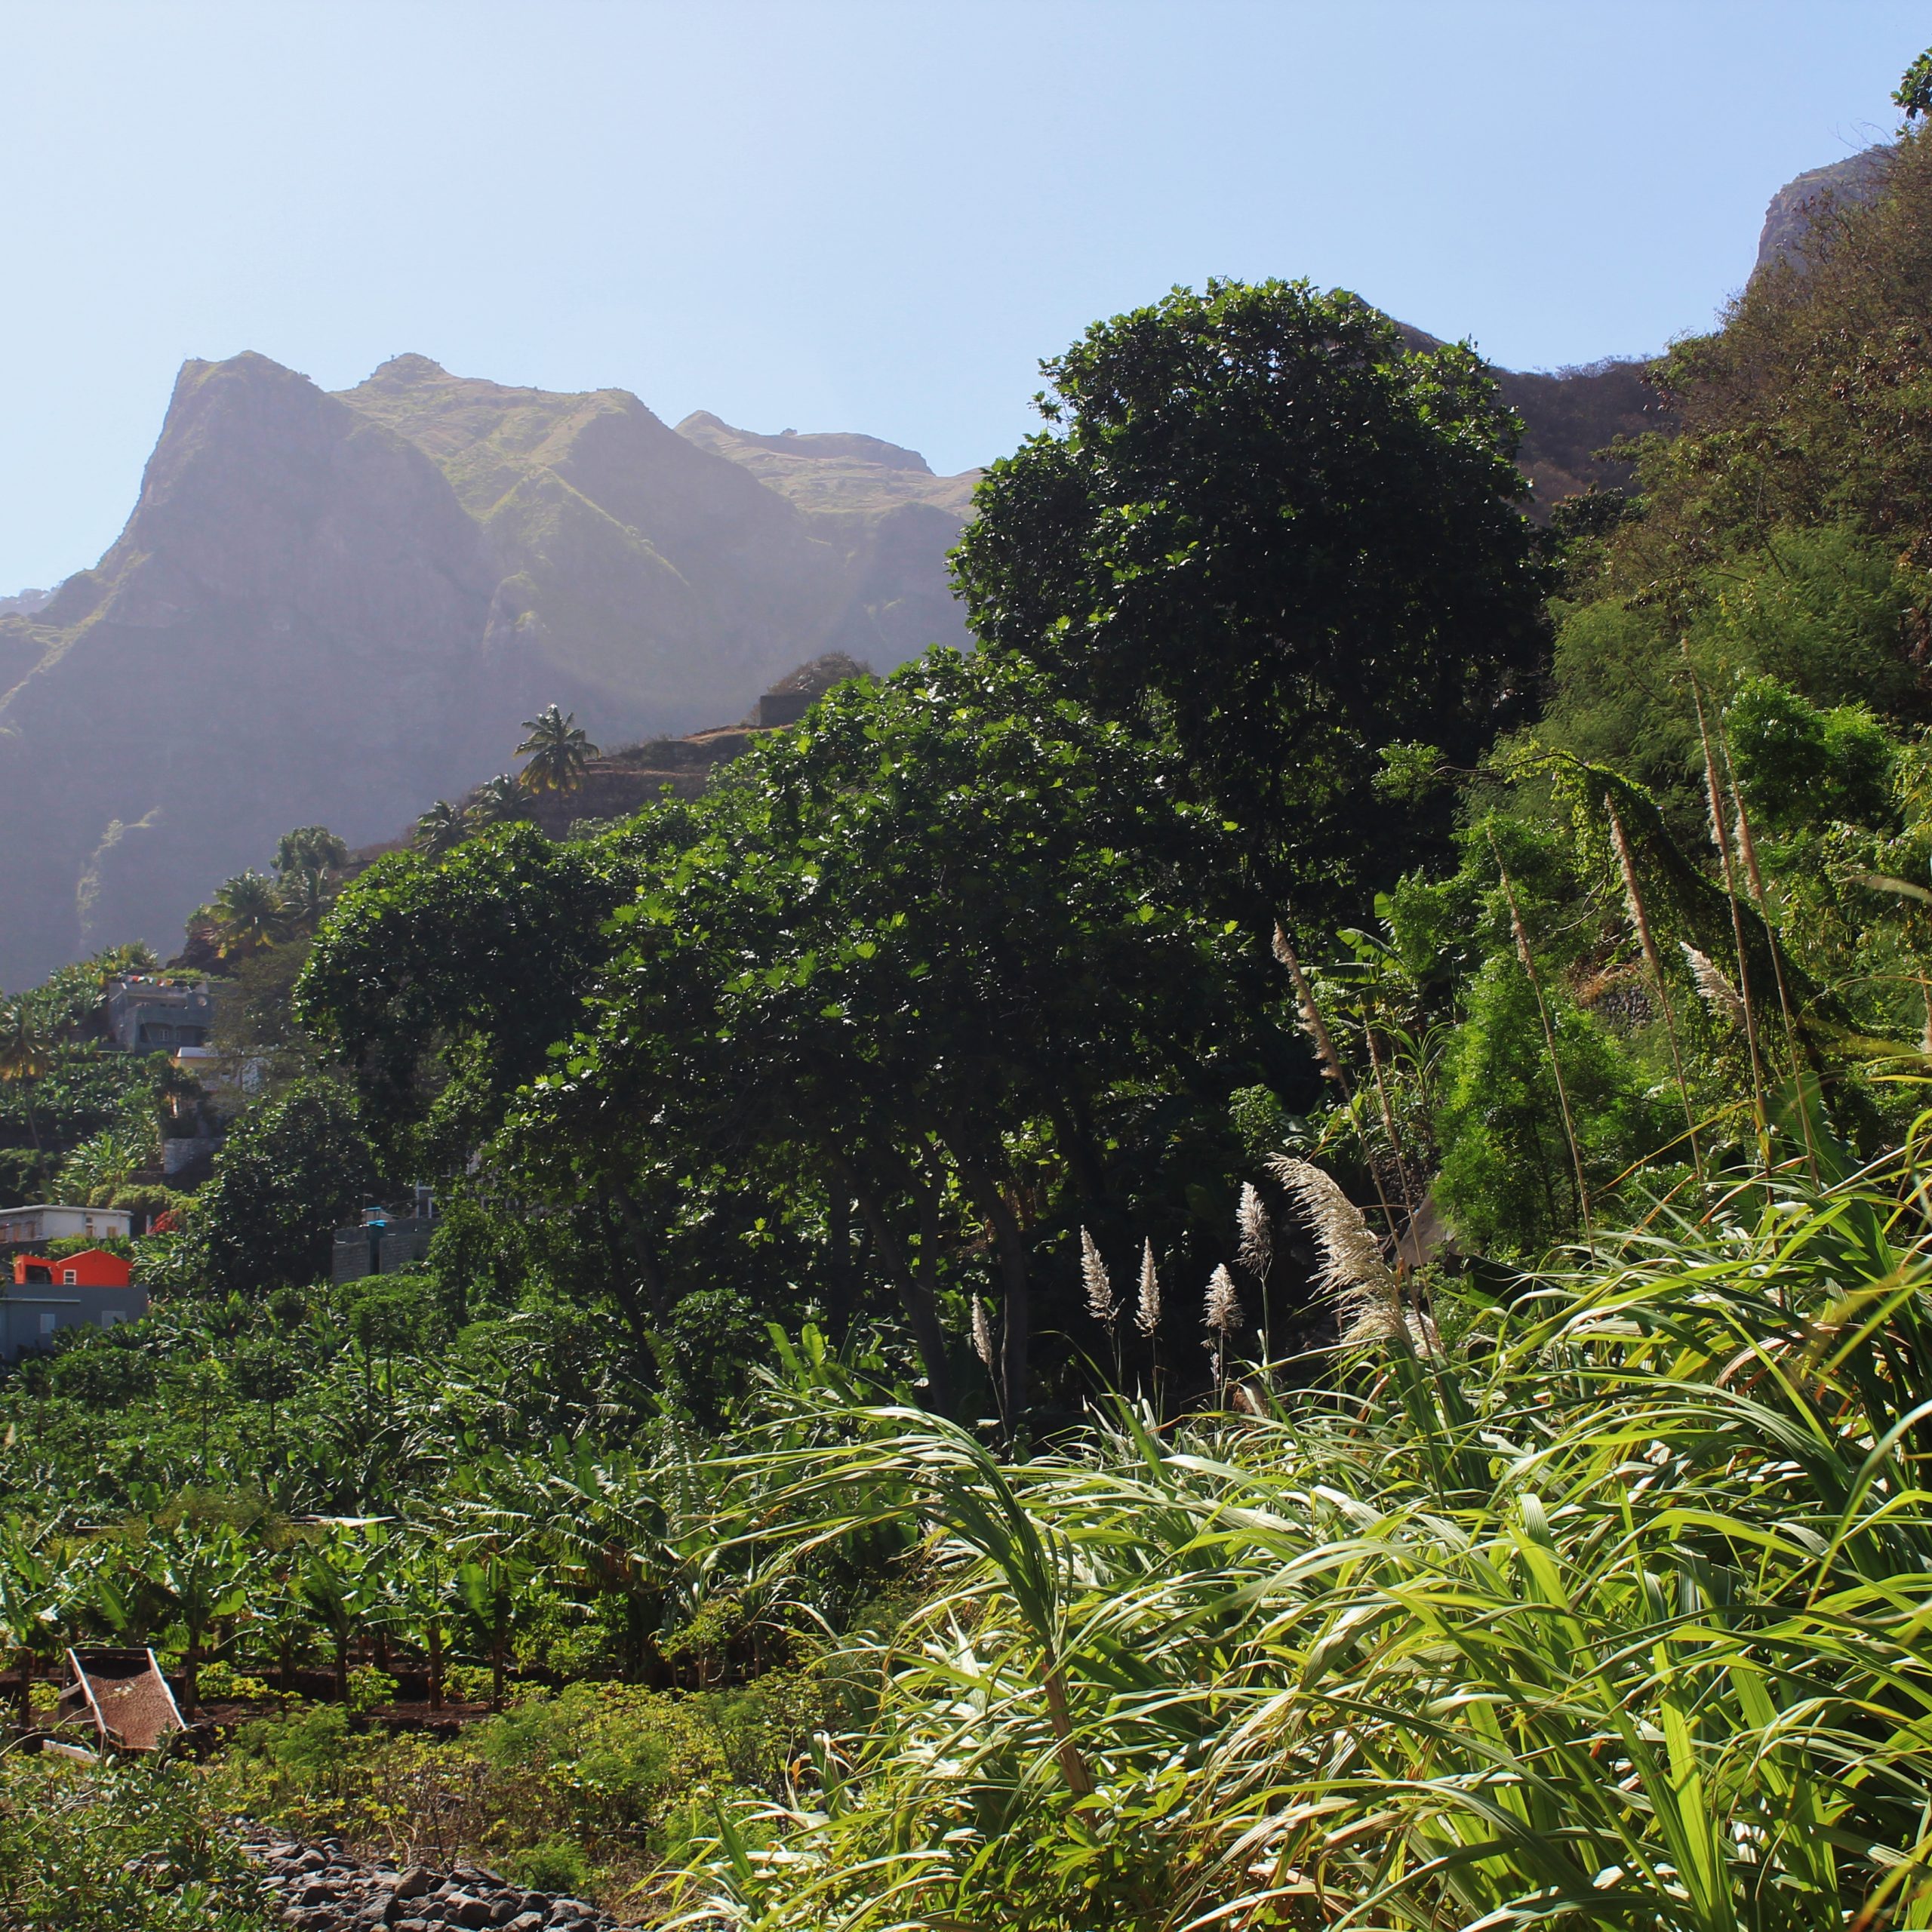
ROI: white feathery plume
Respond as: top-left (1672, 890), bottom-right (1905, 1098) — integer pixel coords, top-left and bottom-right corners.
top-left (1267, 1155), bottom-right (1406, 1346)
top-left (1135, 1239), bottom-right (1161, 1339)
top-left (1681, 942), bottom-right (1747, 1030)
top-left (1236, 1182), bottom-right (1272, 1279)
top-left (1609, 795), bottom-right (1703, 1182)
top-left (1080, 1228), bottom-right (1118, 1329)
top-left (1272, 922), bottom-right (1349, 1091)
top-left (971, 1296), bottom-right (995, 1371)
top-left (1203, 1264), bottom-right (1241, 1336)
top-left (1607, 802), bottom-right (1662, 980)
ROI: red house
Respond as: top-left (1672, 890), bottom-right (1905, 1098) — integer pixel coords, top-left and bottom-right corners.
top-left (13, 1248), bottom-right (133, 1288)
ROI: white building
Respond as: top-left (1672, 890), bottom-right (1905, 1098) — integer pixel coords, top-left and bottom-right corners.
top-left (0, 1204), bottom-right (134, 1249)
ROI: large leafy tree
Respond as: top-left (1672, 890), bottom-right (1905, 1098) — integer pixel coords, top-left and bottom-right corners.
top-left (194, 1079), bottom-right (377, 1295)
top-left (522, 651), bottom-right (1264, 1420)
top-left (953, 278), bottom-right (1547, 928)
top-left (296, 823), bottom-right (654, 1163)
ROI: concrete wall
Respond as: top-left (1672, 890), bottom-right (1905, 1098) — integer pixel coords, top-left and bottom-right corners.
top-left (331, 1217), bottom-right (435, 1284)
top-left (0, 1284), bottom-right (149, 1360)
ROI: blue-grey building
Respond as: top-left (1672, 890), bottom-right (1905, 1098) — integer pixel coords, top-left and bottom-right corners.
top-left (0, 1282), bottom-right (148, 1360)
top-left (103, 976), bottom-right (214, 1051)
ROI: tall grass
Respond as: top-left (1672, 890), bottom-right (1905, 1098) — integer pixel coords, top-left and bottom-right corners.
top-left (680, 1140), bottom-right (1932, 1930)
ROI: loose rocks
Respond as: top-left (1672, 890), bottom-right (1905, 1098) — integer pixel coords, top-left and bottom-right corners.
top-left (239, 1832), bottom-right (633, 1932)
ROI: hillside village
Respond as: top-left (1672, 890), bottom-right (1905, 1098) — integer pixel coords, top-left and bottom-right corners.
top-left (0, 654), bottom-right (859, 1361)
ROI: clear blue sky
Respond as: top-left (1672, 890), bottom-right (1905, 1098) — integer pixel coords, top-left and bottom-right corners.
top-left (1, 1), bottom-right (1924, 592)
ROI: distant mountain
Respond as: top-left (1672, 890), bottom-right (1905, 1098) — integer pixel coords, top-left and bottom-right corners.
top-left (675, 412), bottom-right (980, 515)
top-left (7, 134), bottom-right (1868, 986)
top-left (1398, 325), bottom-right (1664, 509)
top-left (0, 352), bottom-right (971, 986)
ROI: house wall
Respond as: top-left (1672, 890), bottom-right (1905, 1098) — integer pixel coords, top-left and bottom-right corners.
top-left (0, 1205), bottom-right (134, 1248)
top-left (0, 1284), bottom-right (149, 1360)
top-left (103, 979), bottom-right (214, 1051)
top-left (14, 1248), bottom-right (134, 1288)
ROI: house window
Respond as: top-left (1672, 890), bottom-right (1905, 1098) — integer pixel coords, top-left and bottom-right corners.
top-left (38, 1313), bottom-right (55, 1336)
top-left (62, 1269), bottom-right (77, 1285)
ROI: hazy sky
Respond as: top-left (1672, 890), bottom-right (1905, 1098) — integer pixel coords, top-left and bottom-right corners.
top-left (1, 1), bottom-right (1925, 592)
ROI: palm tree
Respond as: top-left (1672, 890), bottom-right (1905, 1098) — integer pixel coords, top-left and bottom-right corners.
top-left (390, 1540), bottom-right (460, 1711)
top-left (94, 941), bottom-right (160, 986)
top-left (466, 772), bottom-right (526, 829)
top-left (0, 999), bottom-right (52, 1165)
top-left (515, 706), bottom-right (598, 796)
top-left (414, 800), bottom-right (469, 859)
top-left (211, 871), bottom-right (283, 957)
top-left (57, 1125), bottom-right (153, 1207)
top-left (0, 1519), bottom-right (65, 1728)
top-left (300, 1529), bottom-right (380, 1706)
top-left (272, 826), bottom-right (349, 933)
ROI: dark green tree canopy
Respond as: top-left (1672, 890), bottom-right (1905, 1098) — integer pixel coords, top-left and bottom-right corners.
top-left (195, 1079), bottom-right (376, 1296)
top-left (953, 278), bottom-right (1547, 922)
top-left (294, 823), bottom-right (649, 1158)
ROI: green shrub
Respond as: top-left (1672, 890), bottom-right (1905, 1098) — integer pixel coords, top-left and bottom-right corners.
top-left (502, 1838), bottom-right (593, 1895)
top-left (248, 1700), bottom-right (354, 1775)
top-left (0, 1755), bottom-right (269, 1930)
top-left (1434, 954), bottom-right (1671, 1257)
top-left (346, 1665), bottom-right (398, 1713)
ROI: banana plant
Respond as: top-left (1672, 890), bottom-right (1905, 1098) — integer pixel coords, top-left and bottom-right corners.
top-left (140, 1523), bottom-right (251, 1715)
top-left (0, 1518), bottom-right (67, 1728)
top-left (297, 1527), bottom-right (383, 1706)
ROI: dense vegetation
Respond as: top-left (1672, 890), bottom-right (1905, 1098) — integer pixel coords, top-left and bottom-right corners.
top-left (12, 68), bottom-right (1932, 1928)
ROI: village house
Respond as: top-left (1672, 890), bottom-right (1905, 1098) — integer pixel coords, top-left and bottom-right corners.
top-left (3, 1247), bottom-right (147, 1358)
top-left (0, 1204), bottom-right (134, 1251)
top-left (103, 974), bottom-right (214, 1051)
top-left (331, 1192), bottom-right (437, 1284)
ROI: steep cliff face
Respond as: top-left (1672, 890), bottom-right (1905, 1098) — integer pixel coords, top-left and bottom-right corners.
top-left (0, 352), bottom-right (971, 986)
top-left (0, 354), bottom-right (511, 985)
top-left (1756, 146), bottom-right (1893, 275)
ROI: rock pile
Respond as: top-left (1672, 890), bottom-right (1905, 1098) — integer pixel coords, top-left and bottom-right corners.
top-left (243, 1833), bottom-right (635, 1932)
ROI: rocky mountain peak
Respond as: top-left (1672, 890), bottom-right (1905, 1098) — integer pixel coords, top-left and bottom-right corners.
top-left (1756, 145), bottom-right (1894, 275)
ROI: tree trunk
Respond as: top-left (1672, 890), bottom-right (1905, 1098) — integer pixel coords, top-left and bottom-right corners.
top-left (334, 1634), bottom-right (349, 1707)
top-left (596, 1190), bottom-right (656, 1356)
top-left (427, 1623), bottom-right (443, 1711)
top-left (952, 1146), bottom-right (1033, 1432)
top-left (609, 1182), bottom-right (671, 1325)
top-left (15, 1649), bottom-right (29, 1730)
top-left (1050, 1096), bottom-right (1109, 1218)
top-left (183, 1632), bottom-right (201, 1717)
top-left (828, 1147), bottom-right (951, 1411)
top-left (824, 1186), bottom-right (854, 1345)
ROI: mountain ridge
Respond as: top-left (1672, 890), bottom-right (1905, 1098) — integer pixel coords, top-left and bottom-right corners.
top-left (0, 352), bottom-right (971, 986)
